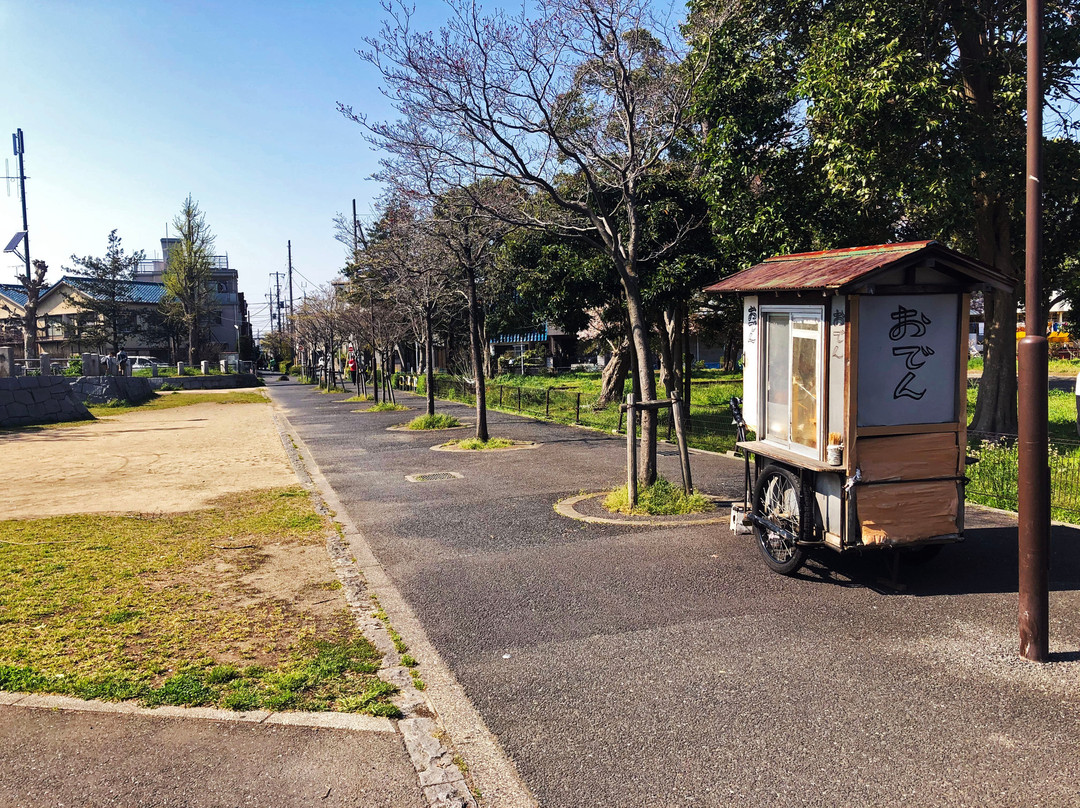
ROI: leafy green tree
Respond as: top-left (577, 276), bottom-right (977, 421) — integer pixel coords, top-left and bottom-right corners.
top-left (162, 196), bottom-right (216, 365)
top-left (65, 230), bottom-right (145, 351)
top-left (692, 0), bottom-right (1080, 434)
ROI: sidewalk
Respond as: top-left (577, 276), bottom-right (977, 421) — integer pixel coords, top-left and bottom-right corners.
top-left (0, 699), bottom-right (421, 808)
top-left (266, 377), bottom-right (1080, 808)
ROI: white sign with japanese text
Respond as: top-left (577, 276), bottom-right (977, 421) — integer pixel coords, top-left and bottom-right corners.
top-left (857, 294), bottom-right (958, 427)
top-left (742, 296), bottom-right (759, 432)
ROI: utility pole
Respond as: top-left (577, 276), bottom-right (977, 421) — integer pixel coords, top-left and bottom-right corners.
top-left (271, 272), bottom-right (285, 336)
top-left (1018, 0), bottom-right (1049, 662)
top-left (266, 293), bottom-right (276, 335)
top-left (12, 129), bottom-right (30, 281)
top-left (352, 199), bottom-right (359, 252)
top-left (287, 241), bottom-right (294, 338)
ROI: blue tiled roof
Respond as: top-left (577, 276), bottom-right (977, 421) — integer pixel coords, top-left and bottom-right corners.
top-left (60, 275), bottom-right (167, 304)
top-left (490, 324), bottom-right (548, 344)
top-left (0, 283), bottom-right (28, 307)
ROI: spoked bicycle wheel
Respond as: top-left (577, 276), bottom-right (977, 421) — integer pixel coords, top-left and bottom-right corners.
top-left (752, 465), bottom-right (807, 575)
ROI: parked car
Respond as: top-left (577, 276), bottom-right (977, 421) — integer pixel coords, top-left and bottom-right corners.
top-left (130, 356), bottom-right (162, 371)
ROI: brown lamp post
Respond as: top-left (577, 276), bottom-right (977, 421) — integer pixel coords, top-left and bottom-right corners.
top-left (1017, 0), bottom-right (1050, 662)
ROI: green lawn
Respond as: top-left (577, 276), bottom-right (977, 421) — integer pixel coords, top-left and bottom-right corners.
top-left (0, 487), bottom-right (398, 715)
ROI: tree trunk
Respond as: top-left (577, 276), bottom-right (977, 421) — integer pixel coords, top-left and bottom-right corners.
top-left (22, 297), bottom-right (38, 359)
top-left (682, 306), bottom-right (692, 415)
top-left (187, 319), bottom-right (197, 366)
top-left (621, 274), bottom-right (657, 485)
top-left (953, 11), bottom-right (1018, 436)
top-left (969, 197), bottom-right (1018, 435)
top-left (425, 309), bottom-right (436, 416)
top-left (597, 337), bottom-right (631, 407)
top-left (465, 269), bottom-right (489, 441)
top-left (658, 301), bottom-right (683, 399)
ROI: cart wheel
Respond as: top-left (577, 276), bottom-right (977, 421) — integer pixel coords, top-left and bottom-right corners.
top-left (753, 465), bottom-right (807, 575)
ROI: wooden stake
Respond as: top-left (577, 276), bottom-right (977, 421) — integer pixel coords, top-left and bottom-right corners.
top-left (671, 389), bottom-right (693, 494)
top-left (627, 392), bottom-right (638, 507)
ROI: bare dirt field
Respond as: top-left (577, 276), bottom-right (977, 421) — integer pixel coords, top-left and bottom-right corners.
top-left (1, 393), bottom-right (298, 518)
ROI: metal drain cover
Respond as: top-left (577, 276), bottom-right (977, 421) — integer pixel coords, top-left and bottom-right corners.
top-left (406, 471), bottom-right (463, 482)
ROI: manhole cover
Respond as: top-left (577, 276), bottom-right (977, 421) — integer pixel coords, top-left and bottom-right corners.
top-left (406, 471), bottom-right (463, 482)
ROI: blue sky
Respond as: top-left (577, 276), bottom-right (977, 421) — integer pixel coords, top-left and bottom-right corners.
top-left (0, 1), bottom-right (451, 336)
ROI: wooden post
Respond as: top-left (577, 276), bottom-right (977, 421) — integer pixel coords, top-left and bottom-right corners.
top-left (545, 388), bottom-right (551, 417)
top-left (517, 386), bottom-right (522, 413)
top-left (576, 392), bottom-right (581, 424)
top-left (626, 392), bottom-right (638, 507)
top-left (499, 386), bottom-right (504, 407)
top-left (670, 389), bottom-right (693, 495)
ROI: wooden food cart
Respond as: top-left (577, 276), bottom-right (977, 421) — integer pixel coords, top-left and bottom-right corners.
top-left (703, 241), bottom-right (1015, 575)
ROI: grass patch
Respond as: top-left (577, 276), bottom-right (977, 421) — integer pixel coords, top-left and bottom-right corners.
top-left (0, 487), bottom-right (395, 715)
top-left (86, 391), bottom-right (267, 418)
top-left (406, 413), bottom-right (462, 430)
top-left (363, 402), bottom-right (409, 412)
top-left (442, 437), bottom-right (515, 450)
top-left (603, 477), bottom-right (714, 516)
top-left (343, 395), bottom-right (374, 403)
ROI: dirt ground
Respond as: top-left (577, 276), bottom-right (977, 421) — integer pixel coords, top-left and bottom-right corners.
top-left (1, 393), bottom-right (299, 519)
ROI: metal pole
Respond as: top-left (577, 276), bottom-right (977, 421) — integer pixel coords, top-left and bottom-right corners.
top-left (12, 129), bottom-right (30, 282)
top-left (1018, 0), bottom-right (1049, 662)
top-left (287, 240), bottom-right (294, 342)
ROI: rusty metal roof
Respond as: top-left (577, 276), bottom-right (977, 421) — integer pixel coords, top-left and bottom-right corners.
top-left (703, 240), bottom-right (1015, 294)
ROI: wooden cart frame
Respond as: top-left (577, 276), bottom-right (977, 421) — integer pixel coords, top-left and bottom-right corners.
top-left (704, 242), bottom-right (1016, 575)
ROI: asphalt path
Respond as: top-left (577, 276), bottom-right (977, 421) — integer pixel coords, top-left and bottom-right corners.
top-left (268, 378), bottom-right (1080, 808)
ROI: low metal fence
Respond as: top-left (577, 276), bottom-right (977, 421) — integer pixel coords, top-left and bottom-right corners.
top-left (966, 431), bottom-right (1080, 522)
top-left (400, 375), bottom-right (1080, 521)
top-left (400, 376), bottom-right (743, 453)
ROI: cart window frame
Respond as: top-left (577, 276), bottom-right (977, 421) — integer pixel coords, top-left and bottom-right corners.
top-left (758, 305), bottom-right (825, 459)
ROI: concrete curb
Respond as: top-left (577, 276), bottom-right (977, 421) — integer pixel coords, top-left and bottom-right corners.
top-left (430, 441), bottom-right (540, 453)
top-left (554, 492), bottom-right (732, 526)
top-left (0, 691), bottom-right (394, 733)
top-left (269, 395), bottom-right (538, 808)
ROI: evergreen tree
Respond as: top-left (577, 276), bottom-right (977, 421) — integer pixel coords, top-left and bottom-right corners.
top-left (66, 230), bottom-right (145, 350)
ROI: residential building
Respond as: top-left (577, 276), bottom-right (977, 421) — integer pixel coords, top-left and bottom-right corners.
top-left (137, 237), bottom-right (245, 354)
top-left (1, 235), bottom-right (251, 360)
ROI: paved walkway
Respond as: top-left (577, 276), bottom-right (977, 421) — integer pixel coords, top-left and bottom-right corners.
top-left (268, 378), bottom-right (1080, 808)
top-left (0, 701), bottom-right (422, 807)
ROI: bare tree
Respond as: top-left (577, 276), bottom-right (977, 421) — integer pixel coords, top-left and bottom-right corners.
top-left (294, 286), bottom-right (349, 389)
top-left (370, 197), bottom-right (457, 416)
top-left (18, 260), bottom-right (49, 359)
top-left (344, 0), bottom-right (722, 482)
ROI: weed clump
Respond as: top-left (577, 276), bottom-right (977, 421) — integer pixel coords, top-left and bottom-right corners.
top-left (603, 477), bottom-right (714, 516)
top-left (443, 437), bottom-right (515, 450)
top-left (406, 414), bottom-right (461, 430)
